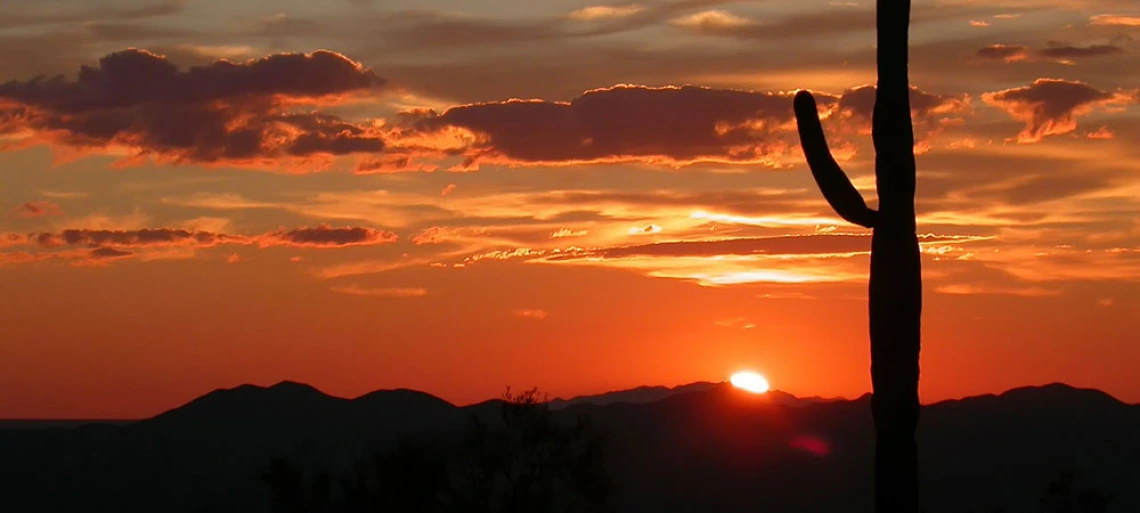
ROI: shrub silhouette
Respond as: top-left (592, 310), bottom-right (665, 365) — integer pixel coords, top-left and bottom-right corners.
top-left (960, 470), bottom-right (1116, 513)
top-left (261, 387), bottom-right (612, 513)
top-left (792, 1), bottom-right (922, 513)
top-left (1039, 470), bottom-right (1114, 513)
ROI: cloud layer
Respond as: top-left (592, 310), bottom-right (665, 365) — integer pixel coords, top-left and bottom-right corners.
top-left (0, 49), bottom-right (386, 166)
top-left (982, 79), bottom-right (1138, 142)
top-left (1, 225), bottom-right (398, 266)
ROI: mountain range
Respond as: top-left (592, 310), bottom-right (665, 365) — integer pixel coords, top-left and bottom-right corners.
top-left (1, 381), bottom-right (1137, 513)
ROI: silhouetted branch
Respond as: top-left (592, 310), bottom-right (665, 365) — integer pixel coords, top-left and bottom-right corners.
top-left (792, 90), bottom-right (878, 229)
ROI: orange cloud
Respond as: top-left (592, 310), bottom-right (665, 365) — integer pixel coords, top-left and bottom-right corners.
top-left (544, 234), bottom-right (985, 260)
top-left (1086, 126), bottom-right (1114, 139)
top-left (514, 309), bottom-right (548, 320)
top-left (330, 285), bottom-right (427, 298)
top-left (567, 4), bottom-right (644, 20)
top-left (1089, 15), bottom-right (1140, 26)
top-left (982, 79), bottom-right (1139, 143)
top-left (411, 226), bottom-right (488, 245)
top-left (0, 49), bottom-right (386, 168)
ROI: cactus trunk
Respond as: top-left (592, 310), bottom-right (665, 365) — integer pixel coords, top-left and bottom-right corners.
top-left (793, 1), bottom-right (921, 513)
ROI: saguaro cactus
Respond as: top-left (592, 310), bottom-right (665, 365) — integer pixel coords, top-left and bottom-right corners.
top-left (792, 1), bottom-right (921, 513)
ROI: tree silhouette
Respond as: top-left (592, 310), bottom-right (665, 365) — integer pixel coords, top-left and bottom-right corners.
top-left (792, 1), bottom-right (921, 513)
top-left (260, 387), bottom-right (612, 513)
top-left (1039, 470), bottom-right (1114, 513)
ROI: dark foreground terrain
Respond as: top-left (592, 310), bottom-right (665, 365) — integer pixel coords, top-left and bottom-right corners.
top-left (1, 382), bottom-right (1137, 513)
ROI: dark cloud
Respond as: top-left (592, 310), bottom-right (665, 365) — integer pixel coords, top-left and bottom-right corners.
top-left (0, 1), bottom-right (184, 29)
top-left (975, 44), bottom-right (1030, 62)
top-left (13, 201), bottom-right (62, 218)
top-left (36, 228), bottom-right (235, 248)
top-left (832, 85), bottom-right (970, 141)
top-left (668, 3), bottom-right (1037, 41)
top-left (89, 247), bottom-right (134, 259)
top-left (836, 85), bottom-right (968, 121)
top-left (17, 225), bottom-right (397, 252)
top-left (982, 79), bottom-right (1137, 142)
top-left (1038, 44), bottom-right (1125, 60)
top-left (405, 84), bottom-right (812, 167)
top-left (401, 82), bottom-right (965, 167)
top-left (259, 224), bottom-right (398, 247)
top-left (971, 43), bottom-right (1123, 64)
top-left (0, 49), bottom-right (387, 166)
top-left (341, 0), bottom-right (744, 53)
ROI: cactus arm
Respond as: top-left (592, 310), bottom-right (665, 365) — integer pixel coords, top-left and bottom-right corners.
top-left (793, 90), bottom-right (878, 229)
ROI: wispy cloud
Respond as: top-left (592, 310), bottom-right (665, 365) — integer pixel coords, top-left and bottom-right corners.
top-left (330, 285), bottom-right (427, 297)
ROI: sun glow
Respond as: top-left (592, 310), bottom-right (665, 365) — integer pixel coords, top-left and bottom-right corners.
top-left (730, 371), bottom-right (770, 393)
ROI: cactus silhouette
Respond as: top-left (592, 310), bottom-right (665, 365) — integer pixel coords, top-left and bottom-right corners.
top-left (792, 2), bottom-right (921, 513)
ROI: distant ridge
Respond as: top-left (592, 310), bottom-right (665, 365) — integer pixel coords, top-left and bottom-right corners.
top-left (1, 381), bottom-right (1137, 513)
top-left (547, 381), bottom-right (723, 409)
top-left (548, 381), bottom-right (846, 410)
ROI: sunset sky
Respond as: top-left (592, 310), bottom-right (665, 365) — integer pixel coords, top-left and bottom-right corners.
top-left (2, 0), bottom-right (1139, 418)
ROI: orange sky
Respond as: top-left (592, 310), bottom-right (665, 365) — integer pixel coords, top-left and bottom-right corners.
top-left (1, 0), bottom-right (1139, 418)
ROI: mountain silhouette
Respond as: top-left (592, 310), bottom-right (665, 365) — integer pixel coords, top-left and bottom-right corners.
top-left (547, 381), bottom-right (843, 410)
top-left (1, 382), bottom-right (1136, 513)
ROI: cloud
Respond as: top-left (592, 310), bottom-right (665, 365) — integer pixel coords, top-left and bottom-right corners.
top-left (354, 155), bottom-right (438, 174)
top-left (403, 84), bottom-right (811, 168)
top-left (545, 234), bottom-right (986, 260)
top-left (330, 285), bottom-right (427, 297)
top-left (452, 233), bottom-right (986, 287)
top-left (1038, 44), bottom-right (1125, 60)
top-left (38, 190), bottom-right (90, 199)
top-left (90, 247), bottom-right (133, 260)
top-left (3, 225), bottom-right (398, 264)
top-left (257, 224), bottom-right (397, 248)
top-left (410, 226), bottom-right (488, 245)
top-left (33, 228), bottom-right (236, 248)
top-left (514, 309), bottom-right (548, 320)
top-left (974, 44), bottom-right (1125, 64)
top-left (13, 201), bottom-right (62, 218)
top-left (397, 82), bottom-right (969, 168)
top-left (1089, 15), bottom-right (1140, 26)
top-left (665, 3), bottom-right (988, 42)
top-left (628, 224), bottom-right (664, 235)
top-left (831, 85), bottom-right (971, 141)
top-left (0, 233), bottom-right (28, 247)
top-left (975, 44), bottom-right (1030, 62)
top-left (0, 1), bottom-right (184, 29)
top-left (551, 228), bottom-right (587, 238)
top-left (982, 79), bottom-right (1139, 142)
top-left (0, 49), bottom-right (387, 168)
top-left (568, 4), bottom-right (645, 20)
top-left (934, 283), bottom-right (1059, 297)
top-left (714, 317), bottom-right (755, 329)
top-left (671, 10), bottom-right (752, 30)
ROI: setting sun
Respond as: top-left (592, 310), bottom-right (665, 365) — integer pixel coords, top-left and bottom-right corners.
top-left (730, 371), bottom-right (771, 394)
